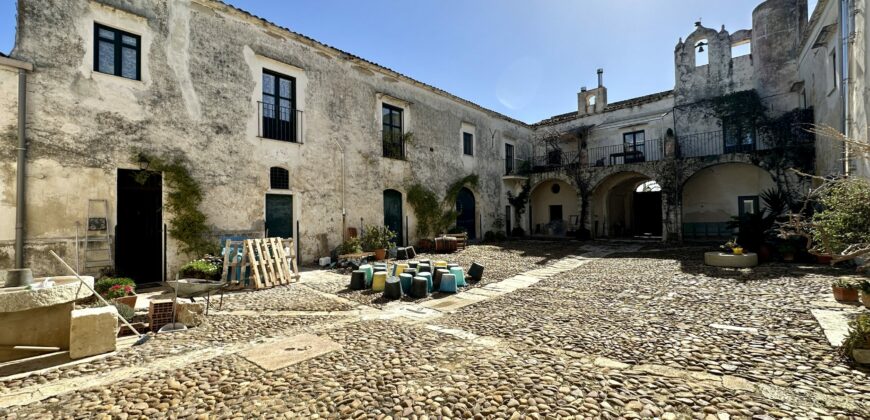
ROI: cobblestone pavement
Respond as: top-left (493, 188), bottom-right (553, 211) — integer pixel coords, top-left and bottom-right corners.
top-left (2, 242), bottom-right (868, 418)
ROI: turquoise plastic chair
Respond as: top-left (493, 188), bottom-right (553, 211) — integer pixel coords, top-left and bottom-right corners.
top-left (440, 273), bottom-right (457, 293)
top-left (418, 272), bottom-right (433, 292)
top-left (399, 273), bottom-right (414, 293)
top-left (360, 264), bottom-right (374, 287)
top-left (449, 267), bottom-right (466, 287)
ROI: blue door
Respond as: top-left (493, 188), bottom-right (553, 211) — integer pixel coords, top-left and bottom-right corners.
top-left (383, 189), bottom-right (404, 246)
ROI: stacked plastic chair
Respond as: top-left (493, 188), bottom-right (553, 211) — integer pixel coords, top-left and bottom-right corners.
top-left (449, 266), bottom-right (467, 287)
top-left (439, 273), bottom-right (457, 293)
top-left (372, 271), bottom-right (388, 292)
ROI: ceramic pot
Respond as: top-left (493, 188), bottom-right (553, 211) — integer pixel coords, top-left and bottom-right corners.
top-left (832, 286), bottom-right (859, 302)
top-left (374, 248), bottom-right (386, 261)
top-left (113, 295), bottom-right (138, 309)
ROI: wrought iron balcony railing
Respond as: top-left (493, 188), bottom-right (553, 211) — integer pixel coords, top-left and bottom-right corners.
top-left (258, 102), bottom-right (303, 143)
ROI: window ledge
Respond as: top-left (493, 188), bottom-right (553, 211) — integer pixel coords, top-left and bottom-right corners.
top-left (92, 70), bottom-right (143, 84)
top-left (258, 136), bottom-right (304, 145)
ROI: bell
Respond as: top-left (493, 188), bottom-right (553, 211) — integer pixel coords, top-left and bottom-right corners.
top-left (697, 45), bottom-right (705, 53)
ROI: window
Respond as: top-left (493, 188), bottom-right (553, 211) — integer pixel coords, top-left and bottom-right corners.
top-left (723, 119), bottom-right (756, 153)
top-left (94, 23), bottom-right (140, 80)
top-left (262, 70), bottom-right (298, 142)
top-left (270, 167), bottom-right (289, 189)
top-left (623, 131), bottom-right (646, 163)
top-left (550, 183), bottom-right (561, 194)
top-left (504, 143), bottom-right (515, 174)
top-left (463, 132), bottom-right (474, 156)
top-left (738, 196), bottom-right (759, 217)
top-left (382, 104), bottom-right (404, 159)
top-left (547, 149), bottom-right (562, 166)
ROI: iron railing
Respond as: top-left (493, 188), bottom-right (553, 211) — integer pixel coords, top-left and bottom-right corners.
top-left (526, 151), bottom-right (580, 173)
top-left (382, 131), bottom-right (406, 160)
top-left (258, 102), bottom-right (303, 143)
top-left (504, 158), bottom-right (531, 176)
top-left (677, 127), bottom-right (814, 158)
top-left (586, 139), bottom-right (664, 167)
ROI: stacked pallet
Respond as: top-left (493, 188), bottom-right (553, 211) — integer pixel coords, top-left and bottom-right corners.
top-left (221, 237), bottom-right (300, 290)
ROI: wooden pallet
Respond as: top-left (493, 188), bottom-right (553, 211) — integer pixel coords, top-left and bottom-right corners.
top-left (444, 233), bottom-right (468, 251)
top-left (221, 237), bottom-right (299, 290)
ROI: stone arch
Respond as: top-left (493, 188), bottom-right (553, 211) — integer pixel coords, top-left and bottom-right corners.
top-left (529, 178), bottom-right (580, 237)
top-left (680, 162), bottom-right (777, 240)
top-left (590, 171), bottom-right (664, 238)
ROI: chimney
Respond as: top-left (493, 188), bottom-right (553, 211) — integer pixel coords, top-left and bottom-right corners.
top-left (597, 68), bottom-right (604, 88)
top-left (580, 86), bottom-right (587, 92)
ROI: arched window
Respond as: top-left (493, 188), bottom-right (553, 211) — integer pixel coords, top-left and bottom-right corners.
top-left (270, 167), bottom-right (289, 189)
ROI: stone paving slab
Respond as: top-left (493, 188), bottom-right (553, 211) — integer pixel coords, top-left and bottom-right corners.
top-left (240, 334), bottom-right (341, 371)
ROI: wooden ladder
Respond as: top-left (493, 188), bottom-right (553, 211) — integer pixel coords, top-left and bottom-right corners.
top-left (83, 199), bottom-right (114, 271)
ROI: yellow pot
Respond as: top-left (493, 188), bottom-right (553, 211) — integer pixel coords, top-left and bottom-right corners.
top-left (732, 247), bottom-right (744, 255)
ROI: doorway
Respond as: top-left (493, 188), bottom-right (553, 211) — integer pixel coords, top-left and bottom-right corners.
top-left (265, 194), bottom-right (293, 238)
top-left (116, 169), bottom-right (163, 285)
top-left (455, 187), bottom-right (476, 239)
top-left (633, 190), bottom-right (662, 236)
top-left (383, 190), bottom-right (404, 246)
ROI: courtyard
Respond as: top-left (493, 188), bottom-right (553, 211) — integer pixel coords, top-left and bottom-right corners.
top-left (0, 241), bottom-right (867, 419)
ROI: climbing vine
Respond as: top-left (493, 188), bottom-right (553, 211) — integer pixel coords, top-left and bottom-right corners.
top-left (506, 181), bottom-right (531, 235)
top-left (407, 174), bottom-right (479, 238)
top-left (131, 151), bottom-right (216, 256)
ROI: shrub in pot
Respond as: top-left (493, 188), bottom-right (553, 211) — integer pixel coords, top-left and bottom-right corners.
top-left (179, 258), bottom-right (222, 280)
top-left (483, 231), bottom-right (496, 242)
top-left (361, 225), bottom-right (396, 261)
top-left (860, 280), bottom-right (870, 308)
top-left (96, 277), bottom-right (137, 308)
top-left (832, 278), bottom-right (860, 303)
top-left (511, 227), bottom-right (525, 237)
top-left (839, 314), bottom-right (870, 365)
top-left (494, 231), bottom-right (507, 241)
top-left (336, 237), bottom-right (362, 256)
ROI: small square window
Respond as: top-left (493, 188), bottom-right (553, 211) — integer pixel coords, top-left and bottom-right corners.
top-left (463, 132), bottom-right (474, 156)
top-left (94, 23), bottom-right (140, 80)
top-left (738, 196), bottom-right (759, 217)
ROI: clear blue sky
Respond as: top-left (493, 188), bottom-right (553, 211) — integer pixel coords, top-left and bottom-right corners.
top-left (0, 1), bottom-right (818, 123)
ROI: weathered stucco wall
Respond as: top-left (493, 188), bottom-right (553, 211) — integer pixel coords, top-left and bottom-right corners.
top-left (1, 0), bottom-right (533, 277)
top-left (682, 162), bottom-right (777, 223)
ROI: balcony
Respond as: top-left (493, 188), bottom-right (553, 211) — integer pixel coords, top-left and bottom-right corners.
top-left (586, 139), bottom-right (664, 167)
top-left (258, 102), bottom-right (303, 143)
top-left (676, 128), bottom-right (813, 158)
top-left (504, 158), bottom-right (530, 176)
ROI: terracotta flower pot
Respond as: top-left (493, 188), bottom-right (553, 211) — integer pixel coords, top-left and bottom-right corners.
top-left (374, 248), bottom-right (387, 261)
top-left (862, 292), bottom-right (870, 308)
top-left (113, 295), bottom-right (138, 309)
top-left (832, 286), bottom-right (859, 303)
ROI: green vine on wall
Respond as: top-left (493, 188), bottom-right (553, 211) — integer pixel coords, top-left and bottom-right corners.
top-left (407, 174), bottom-right (479, 238)
top-left (132, 151), bottom-right (216, 256)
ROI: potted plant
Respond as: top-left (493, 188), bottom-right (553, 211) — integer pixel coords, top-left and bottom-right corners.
top-left (839, 314), bottom-right (870, 365)
top-left (336, 236), bottom-right (362, 256)
top-left (719, 238), bottom-right (742, 255)
top-left (832, 278), bottom-right (860, 303)
top-left (778, 242), bottom-right (797, 262)
top-left (95, 277), bottom-right (137, 309)
top-left (179, 258), bottom-right (222, 280)
top-left (860, 280), bottom-right (870, 309)
top-left (360, 225), bottom-right (396, 261)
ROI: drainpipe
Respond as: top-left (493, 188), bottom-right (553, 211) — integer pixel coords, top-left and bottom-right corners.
top-left (14, 68), bottom-right (27, 269)
top-left (330, 137), bottom-right (347, 241)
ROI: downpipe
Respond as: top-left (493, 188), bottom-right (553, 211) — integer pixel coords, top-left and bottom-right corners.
top-left (14, 68), bottom-right (26, 269)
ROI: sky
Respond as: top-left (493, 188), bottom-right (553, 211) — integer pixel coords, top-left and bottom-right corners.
top-left (0, 0), bottom-right (819, 124)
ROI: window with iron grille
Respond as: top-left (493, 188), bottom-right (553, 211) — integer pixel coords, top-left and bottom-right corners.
top-left (270, 167), bottom-right (289, 189)
top-left (463, 132), bottom-right (474, 156)
top-left (382, 104), bottom-right (404, 159)
top-left (94, 23), bottom-right (140, 80)
top-left (262, 70), bottom-right (297, 142)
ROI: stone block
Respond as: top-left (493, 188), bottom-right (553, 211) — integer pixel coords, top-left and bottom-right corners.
top-left (703, 252), bottom-right (758, 268)
top-left (176, 302), bottom-right (207, 327)
top-left (69, 306), bottom-right (119, 359)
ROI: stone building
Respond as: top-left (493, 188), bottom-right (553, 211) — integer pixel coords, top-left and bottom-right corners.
top-left (0, 0), bottom-right (866, 282)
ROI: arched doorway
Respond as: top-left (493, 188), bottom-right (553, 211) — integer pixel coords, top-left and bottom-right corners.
top-left (591, 172), bottom-right (662, 238)
top-left (383, 189), bottom-right (404, 246)
top-left (529, 179), bottom-right (580, 237)
top-left (681, 163), bottom-right (776, 239)
top-left (455, 187), bottom-right (476, 239)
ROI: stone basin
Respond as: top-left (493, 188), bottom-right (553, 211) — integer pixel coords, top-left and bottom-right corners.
top-left (704, 252), bottom-right (759, 268)
top-left (0, 276), bottom-right (94, 313)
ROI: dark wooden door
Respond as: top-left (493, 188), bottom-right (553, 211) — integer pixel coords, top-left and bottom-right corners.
top-left (383, 190), bottom-right (403, 246)
top-left (455, 187), bottom-right (476, 240)
top-left (265, 194), bottom-right (293, 238)
top-left (116, 169), bottom-right (162, 285)
top-left (633, 191), bottom-right (662, 236)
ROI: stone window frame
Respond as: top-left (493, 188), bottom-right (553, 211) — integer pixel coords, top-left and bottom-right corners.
top-left (93, 22), bottom-right (141, 81)
top-left (460, 122), bottom-right (476, 160)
